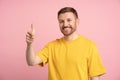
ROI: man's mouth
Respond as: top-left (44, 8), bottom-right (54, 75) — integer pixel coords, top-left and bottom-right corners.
top-left (62, 26), bottom-right (72, 30)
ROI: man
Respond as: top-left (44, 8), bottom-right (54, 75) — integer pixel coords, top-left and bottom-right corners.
top-left (26, 7), bottom-right (106, 80)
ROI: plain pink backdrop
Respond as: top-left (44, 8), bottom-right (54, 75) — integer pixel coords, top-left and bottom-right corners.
top-left (0, 0), bottom-right (120, 80)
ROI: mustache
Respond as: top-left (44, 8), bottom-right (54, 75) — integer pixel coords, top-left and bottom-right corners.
top-left (62, 26), bottom-right (72, 29)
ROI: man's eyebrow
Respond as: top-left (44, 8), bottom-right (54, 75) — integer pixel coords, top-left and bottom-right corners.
top-left (58, 19), bottom-right (64, 21)
top-left (66, 17), bottom-right (72, 19)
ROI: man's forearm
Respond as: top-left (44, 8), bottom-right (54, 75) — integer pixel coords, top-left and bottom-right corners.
top-left (26, 44), bottom-right (36, 66)
top-left (90, 76), bottom-right (100, 80)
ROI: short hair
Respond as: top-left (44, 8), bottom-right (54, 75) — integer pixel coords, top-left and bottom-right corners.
top-left (58, 7), bottom-right (78, 19)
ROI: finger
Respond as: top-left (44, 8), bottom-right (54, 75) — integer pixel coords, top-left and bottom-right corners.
top-left (26, 36), bottom-right (34, 42)
top-left (27, 32), bottom-right (32, 36)
top-left (26, 33), bottom-right (31, 37)
top-left (26, 39), bottom-right (33, 44)
top-left (31, 24), bottom-right (35, 34)
top-left (26, 36), bottom-right (33, 42)
top-left (27, 32), bottom-right (34, 39)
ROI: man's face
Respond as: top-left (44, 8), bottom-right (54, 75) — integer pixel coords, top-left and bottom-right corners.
top-left (58, 12), bottom-right (79, 36)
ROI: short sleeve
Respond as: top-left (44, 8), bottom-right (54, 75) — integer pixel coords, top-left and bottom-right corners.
top-left (36, 44), bottom-right (49, 67)
top-left (88, 43), bottom-right (106, 77)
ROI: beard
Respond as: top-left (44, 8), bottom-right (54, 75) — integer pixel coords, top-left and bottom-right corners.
top-left (61, 25), bottom-right (76, 36)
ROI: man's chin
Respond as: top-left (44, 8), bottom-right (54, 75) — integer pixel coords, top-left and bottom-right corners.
top-left (63, 33), bottom-right (72, 36)
top-left (61, 30), bottom-right (76, 36)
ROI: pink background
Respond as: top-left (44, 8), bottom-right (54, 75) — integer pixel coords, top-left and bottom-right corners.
top-left (0, 0), bottom-right (120, 80)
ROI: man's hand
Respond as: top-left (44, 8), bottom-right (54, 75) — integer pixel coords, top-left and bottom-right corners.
top-left (26, 24), bottom-right (35, 45)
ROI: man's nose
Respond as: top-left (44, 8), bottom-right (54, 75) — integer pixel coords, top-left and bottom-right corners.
top-left (63, 21), bottom-right (68, 27)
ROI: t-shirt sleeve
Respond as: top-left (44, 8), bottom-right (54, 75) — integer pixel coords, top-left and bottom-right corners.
top-left (88, 43), bottom-right (106, 77)
top-left (36, 43), bottom-right (49, 67)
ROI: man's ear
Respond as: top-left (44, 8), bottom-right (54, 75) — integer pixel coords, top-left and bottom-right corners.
top-left (76, 18), bottom-right (80, 26)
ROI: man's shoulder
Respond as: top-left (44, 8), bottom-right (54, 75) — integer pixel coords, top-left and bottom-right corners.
top-left (46, 37), bottom-right (62, 45)
top-left (79, 35), bottom-right (96, 45)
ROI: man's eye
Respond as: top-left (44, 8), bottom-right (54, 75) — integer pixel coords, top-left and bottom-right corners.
top-left (67, 19), bottom-right (71, 22)
top-left (59, 21), bottom-right (63, 23)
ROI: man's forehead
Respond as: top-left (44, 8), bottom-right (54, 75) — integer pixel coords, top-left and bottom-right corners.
top-left (58, 12), bottom-right (75, 19)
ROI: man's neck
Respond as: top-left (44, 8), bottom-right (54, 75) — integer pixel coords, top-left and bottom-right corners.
top-left (63, 32), bottom-right (79, 41)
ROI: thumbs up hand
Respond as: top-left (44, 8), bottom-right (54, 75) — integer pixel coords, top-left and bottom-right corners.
top-left (26, 24), bottom-right (35, 45)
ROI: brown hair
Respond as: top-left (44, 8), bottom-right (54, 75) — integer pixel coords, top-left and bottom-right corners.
top-left (58, 7), bottom-right (78, 19)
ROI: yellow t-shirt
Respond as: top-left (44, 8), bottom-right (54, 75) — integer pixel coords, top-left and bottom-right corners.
top-left (36, 35), bottom-right (106, 80)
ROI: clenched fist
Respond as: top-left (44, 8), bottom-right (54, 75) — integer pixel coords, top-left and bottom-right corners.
top-left (26, 24), bottom-right (35, 45)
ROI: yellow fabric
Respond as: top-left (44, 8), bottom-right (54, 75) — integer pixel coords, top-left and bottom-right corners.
top-left (36, 35), bottom-right (106, 80)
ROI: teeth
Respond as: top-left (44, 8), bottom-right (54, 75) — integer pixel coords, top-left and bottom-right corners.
top-left (64, 27), bottom-right (70, 29)
top-left (62, 27), bottom-right (71, 31)
top-left (64, 28), bottom-right (68, 30)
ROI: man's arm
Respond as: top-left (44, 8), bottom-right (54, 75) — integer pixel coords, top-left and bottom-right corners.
top-left (26, 24), bottom-right (42, 66)
top-left (90, 76), bottom-right (100, 80)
